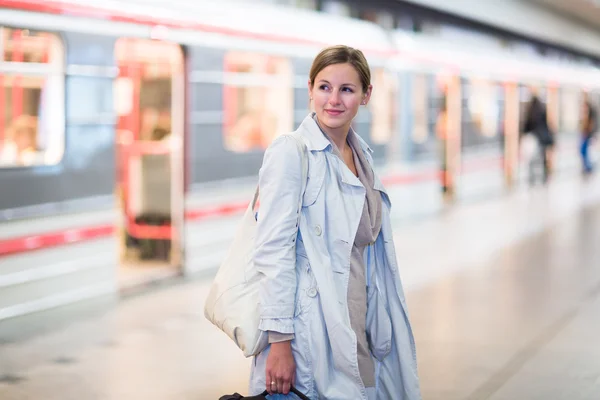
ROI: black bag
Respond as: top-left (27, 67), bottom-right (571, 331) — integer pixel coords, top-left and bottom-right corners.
top-left (219, 386), bottom-right (310, 400)
top-left (537, 127), bottom-right (554, 147)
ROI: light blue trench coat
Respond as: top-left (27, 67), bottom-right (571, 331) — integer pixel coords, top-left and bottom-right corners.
top-left (249, 114), bottom-right (421, 400)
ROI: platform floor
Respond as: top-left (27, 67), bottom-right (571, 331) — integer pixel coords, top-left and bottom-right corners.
top-left (1, 173), bottom-right (600, 400)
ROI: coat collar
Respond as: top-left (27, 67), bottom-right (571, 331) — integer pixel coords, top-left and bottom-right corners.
top-left (298, 113), bottom-right (373, 156)
top-left (296, 113), bottom-right (388, 200)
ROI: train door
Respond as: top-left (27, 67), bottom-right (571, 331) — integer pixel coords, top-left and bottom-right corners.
top-left (546, 84), bottom-right (561, 174)
top-left (503, 81), bottom-right (520, 187)
top-left (114, 38), bottom-right (185, 290)
top-left (437, 73), bottom-right (461, 199)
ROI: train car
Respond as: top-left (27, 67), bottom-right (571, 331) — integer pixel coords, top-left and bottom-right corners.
top-left (385, 30), bottom-right (600, 194)
top-left (1, 0), bottom-right (599, 220)
top-left (0, 0), bottom-right (393, 221)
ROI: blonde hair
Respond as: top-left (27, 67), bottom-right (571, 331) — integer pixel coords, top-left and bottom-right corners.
top-left (309, 45), bottom-right (371, 93)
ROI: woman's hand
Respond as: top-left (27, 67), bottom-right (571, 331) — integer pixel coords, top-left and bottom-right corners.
top-left (265, 341), bottom-right (296, 395)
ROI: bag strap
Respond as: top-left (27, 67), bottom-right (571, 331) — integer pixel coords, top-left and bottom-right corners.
top-left (251, 133), bottom-right (309, 214)
top-left (251, 136), bottom-right (309, 400)
top-left (259, 385), bottom-right (311, 400)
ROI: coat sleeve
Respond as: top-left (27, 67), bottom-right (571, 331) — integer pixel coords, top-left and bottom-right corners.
top-left (254, 135), bottom-right (304, 335)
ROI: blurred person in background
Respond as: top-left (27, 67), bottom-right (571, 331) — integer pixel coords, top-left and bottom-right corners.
top-left (249, 45), bottom-right (421, 400)
top-left (523, 91), bottom-right (554, 184)
top-left (580, 93), bottom-right (597, 174)
top-left (0, 115), bottom-right (42, 166)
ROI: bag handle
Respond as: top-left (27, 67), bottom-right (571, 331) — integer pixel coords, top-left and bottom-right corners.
top-left (259, 386), bottom-right (310, 400)
top-left (251, 133), bottom-right (309, 214)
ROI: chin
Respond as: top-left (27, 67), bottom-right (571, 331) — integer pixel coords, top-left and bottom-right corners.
top-left (319, 113), bottom-right (351, 130)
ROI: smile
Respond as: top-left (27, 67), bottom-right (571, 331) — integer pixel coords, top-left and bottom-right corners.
top-left (325, 110), bottom-right (344, 116)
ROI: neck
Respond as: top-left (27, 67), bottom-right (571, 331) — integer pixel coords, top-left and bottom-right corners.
top-left (315, 116), bottom-right (351, 153)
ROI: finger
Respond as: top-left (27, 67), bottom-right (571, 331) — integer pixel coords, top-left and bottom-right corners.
top-left (271, 380), bottom-right (278, 395)
top-left (266, 375), bottom-right (273, 395)
top-left (282, 379), bottom-right (291, 395)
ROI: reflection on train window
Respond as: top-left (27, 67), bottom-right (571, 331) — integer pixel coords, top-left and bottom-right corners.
top-left (370, 68), bottom-right (396, 144)
top-left (0, 28), bottom-right (64, 167)
top-left (223, 52), bottom-right (293, 152)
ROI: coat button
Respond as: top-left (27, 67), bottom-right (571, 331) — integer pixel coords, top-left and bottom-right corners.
top-left (307, 287), bottom-right (318, 297)
top-left (314, 225), bottom-right (322, 236)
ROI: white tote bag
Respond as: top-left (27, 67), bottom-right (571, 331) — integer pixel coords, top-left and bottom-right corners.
top-left (204, 133), bottom-right (308, 358)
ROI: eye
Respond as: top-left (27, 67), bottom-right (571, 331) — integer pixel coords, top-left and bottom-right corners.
top-left (342, 87), bottom-right (354, 93)
top-left (319, 84), bottom-right (330, 91)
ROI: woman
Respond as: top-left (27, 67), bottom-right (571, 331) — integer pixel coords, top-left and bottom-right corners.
top-left (249, 45), bottom-right (421, 400)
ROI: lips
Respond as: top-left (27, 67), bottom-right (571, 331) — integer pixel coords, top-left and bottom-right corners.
top-left (325, 109), bottom-right (344, 116)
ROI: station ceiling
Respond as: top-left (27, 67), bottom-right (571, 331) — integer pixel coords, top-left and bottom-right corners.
top-left (525, 0), bottom-right (600, 29)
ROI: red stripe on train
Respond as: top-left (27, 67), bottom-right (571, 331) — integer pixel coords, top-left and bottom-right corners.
top-left (0, 225), bottom-right (115, 257)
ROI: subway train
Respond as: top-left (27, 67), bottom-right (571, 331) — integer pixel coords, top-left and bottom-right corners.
top-left (0, 0), bottom-right (598, 223)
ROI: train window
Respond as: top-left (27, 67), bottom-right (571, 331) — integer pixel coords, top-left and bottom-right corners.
top-left (115, 38), bottom-right (183, 144)
top-left (466, 79), bottom-right (501, 138)
top-left (370, 68), bottom-right (397, 144)
top-left (223, 52), bottom-right (293, 152)
top-left (0, 28), bottom-right (64, 167)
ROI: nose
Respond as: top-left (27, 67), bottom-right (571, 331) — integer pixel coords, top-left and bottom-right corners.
top-left (328, 89), bottom-right (341, 106)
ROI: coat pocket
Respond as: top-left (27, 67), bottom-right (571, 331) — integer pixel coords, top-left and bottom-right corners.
top-left (294, 254), bottom-right (317, 317)
top-left (366, 280), bottom-right (393, 362)
top-left (331, 239), bottom-right (351, 274)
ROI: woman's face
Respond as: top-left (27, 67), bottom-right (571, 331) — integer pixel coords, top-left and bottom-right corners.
top-left (309, 63), bottom-right (371, 136)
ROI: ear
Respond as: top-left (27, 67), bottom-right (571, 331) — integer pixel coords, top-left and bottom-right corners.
top-left (308, 80), bottom-right (313, 101)
top-left (361, 85), bottom-right (373, 106)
